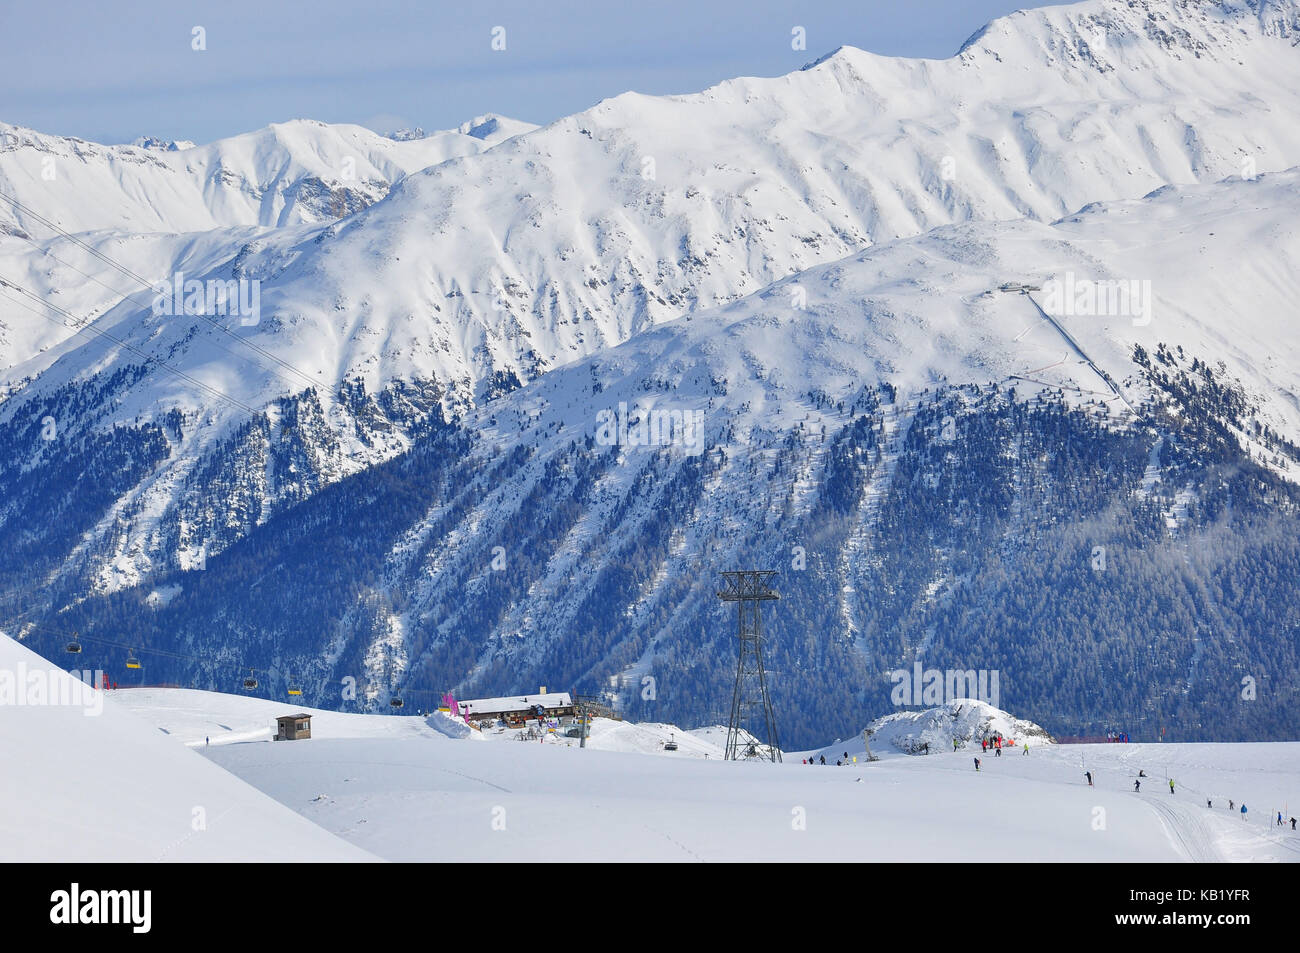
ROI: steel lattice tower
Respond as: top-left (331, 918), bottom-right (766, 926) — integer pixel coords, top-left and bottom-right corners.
top-left (718, 570), bottom-right (781, 762)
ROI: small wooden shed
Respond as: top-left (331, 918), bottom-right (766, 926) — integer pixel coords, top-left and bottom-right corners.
top-left (275, 713), bottom-right (312, 740)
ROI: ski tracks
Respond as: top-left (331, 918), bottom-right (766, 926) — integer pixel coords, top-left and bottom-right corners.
top-left (1145, 795), bottom-right (1225, 863)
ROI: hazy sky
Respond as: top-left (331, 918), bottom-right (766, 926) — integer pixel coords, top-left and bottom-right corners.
top-left (1, 0), bottom-right (1073, 144)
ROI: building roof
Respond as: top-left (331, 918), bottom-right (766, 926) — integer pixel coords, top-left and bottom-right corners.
top-left (277, 713), bottom-right (312, 721)
top-left (458, 692), bottom-right (573, 715)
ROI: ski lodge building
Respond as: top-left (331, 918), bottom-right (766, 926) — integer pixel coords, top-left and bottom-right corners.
top-left (457, 690), bottom-right (575, 726)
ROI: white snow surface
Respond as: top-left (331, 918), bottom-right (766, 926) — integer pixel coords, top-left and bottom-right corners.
top-left (0, 635), bottom-right (374, 861)
top-left (60, 679), bottom-right (1300, 863)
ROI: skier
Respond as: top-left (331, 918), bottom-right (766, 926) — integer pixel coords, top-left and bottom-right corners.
top-left (819, 755), bottom-right (825, 765)
top-left (1241, 803), bottom-right (1248, 820)
top-left (205, 736), bottom-right (209, 746)
top-left (1291, 817), bottom-right (1296, 830)
top-left (974, 757), bottom-right (981, 772)
top-left (1207, 799), bottom-right (1212, 808)
top-left (1134, 779), bottom-right (1141, 792)
top-left (1169, 778), bottom-right (1175, 795)
top-left (1279, 812), bottom-right (1285, 827)
top-left (1085, 771), bottom-right (1093, 786)
top-left (1229, 800), bottom-right (1234, 810)
top-left (1138, 770), bottom-right (1146, 777)
top-left (1022, 743), bottom-right (1029, 755)
top-left (953, 738), bottom-right (960, 752)
top-left (995, 744), bottom-right (1001, 757)
top-left (981, 739), bottom-right (987, 752)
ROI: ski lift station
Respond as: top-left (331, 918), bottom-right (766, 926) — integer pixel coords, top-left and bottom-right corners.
top-left (274, 713), bottom-right (312, 741)
top-left (457, 689), bottom-right (575, 727)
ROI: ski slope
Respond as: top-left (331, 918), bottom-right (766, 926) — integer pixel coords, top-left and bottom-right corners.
top-left (105, 683), bottom-right (1300, 863)
top-left (0, 635), bottom-right (374, 861)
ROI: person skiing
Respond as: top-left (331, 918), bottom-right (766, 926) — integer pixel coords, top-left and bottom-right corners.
top-left (1279, 812), bottom-right (1285, 827)
top-left (974, 757), bottom-right (981, 771)
top-left (1169, 778), bottom-right (1175, 795)
top-left (1085, 771), bottom-right (1093, 786)
top-left (981, 739), bottom-right (987, 752)
top-left (995, 743), bottom-right (1001, 757)
top-left (1022, 743), bottom-right (1029, 755)
top-left (1291, 817), bottom-right (1296, 830)
top-left (1138, 770), bottom-right (1146, 777)
top-left (1229, 800), bottom-right (1234, 810)
top-left (205, 736), bottom-right (209, 746)
top-left (1134, 779), bottom-right (1141, 792)
top-left (1241, 804), bottom-right (1248, 820)
top-left (819, 755), bottom-right (825, 765)
top-left (1207, 799), bottom-right (1212, 808)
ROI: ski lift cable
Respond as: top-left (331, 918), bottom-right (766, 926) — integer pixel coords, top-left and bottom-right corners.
top-left (0, 190), bottom-right (322, 393)
top-left (0, 279), bottom-right (258, 416)
top-left (14, 614), bottom-right (415, 703)
top-left (0, 263), bottom-right (317, 399)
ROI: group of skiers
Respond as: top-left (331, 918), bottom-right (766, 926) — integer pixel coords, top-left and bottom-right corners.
top-left (1124, 774), bottom-right (1297, 829)
top-left (801, 751), bottom-right (858, 767)
top-left (1105, 731), bottom-right (1130, 743)
top-left (975, 734), bottom-right (1029, 759)
top-left (807, 746), bottom-right (1295, 831)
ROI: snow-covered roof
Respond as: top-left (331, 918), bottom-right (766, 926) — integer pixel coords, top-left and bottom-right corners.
top-left (458, 692), bottom-right (573, 715)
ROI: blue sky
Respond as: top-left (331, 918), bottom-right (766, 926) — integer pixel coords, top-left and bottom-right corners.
top-left (2, 0), bottom-right (1073, 144)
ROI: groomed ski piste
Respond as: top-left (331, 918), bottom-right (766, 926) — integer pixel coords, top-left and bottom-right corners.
top-left (3, 634), bottom-right (1297, 862)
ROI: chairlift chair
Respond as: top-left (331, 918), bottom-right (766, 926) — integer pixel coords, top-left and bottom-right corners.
top-left (65, 632), bottom-right (82, 654)
top-left (287, 676), bottom-right (302, 697)
top-left (243, 668), bottom-right (258, 690)
top-left (664, 733), bottom-right (678, 752)
top-left (125, 649), bottom-right (142, 670)
top-left (390, 697), bottom-right (404, 709)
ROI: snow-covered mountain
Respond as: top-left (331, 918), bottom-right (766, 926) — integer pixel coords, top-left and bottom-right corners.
top-left (0, 113), bottom-right (536, 376)
top-left (2, 0), bottom-right (1300, 748)
top-left (13, 170), bottom-right (1300, 748)
top-left (3, 0), bottom-right (1300, 597)
top-left (77, 0), bottom-right (1300, 413)
top-left (0, 115), bottom-right (537, 234)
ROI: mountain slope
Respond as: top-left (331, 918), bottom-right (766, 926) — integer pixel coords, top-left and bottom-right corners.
top-left (0, 115), bottom-right (537, 234)
top-left (0, 634), bottom-right (374, 861)
top-left (4, 0), bottom-right (1300, 602)
top-left (19, 171), bottom-right (1300, 747)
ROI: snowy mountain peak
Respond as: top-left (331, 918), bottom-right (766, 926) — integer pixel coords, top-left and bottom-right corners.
top-left (956, 0), bottom-right (1300, 66)
top-left (130, 135), bottom-right (196, 152)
